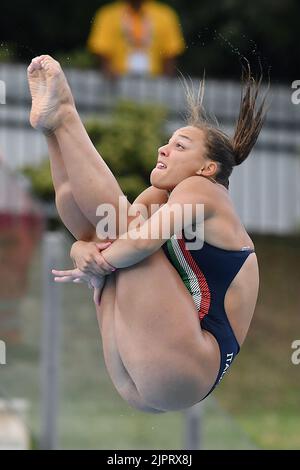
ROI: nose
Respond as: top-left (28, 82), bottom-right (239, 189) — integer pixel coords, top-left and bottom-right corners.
top-left (158, 144), bottom-right (169, 157)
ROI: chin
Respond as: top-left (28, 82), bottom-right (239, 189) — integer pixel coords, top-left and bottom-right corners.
top-left (150, 169), bottom-right (171, 190)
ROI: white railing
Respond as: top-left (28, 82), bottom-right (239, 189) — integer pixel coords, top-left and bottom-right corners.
top-left (0, 63), bottom-right (299, 234)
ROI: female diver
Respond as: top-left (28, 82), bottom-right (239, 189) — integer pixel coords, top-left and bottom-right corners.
top-left (27, 55), bottom-right (267, 413)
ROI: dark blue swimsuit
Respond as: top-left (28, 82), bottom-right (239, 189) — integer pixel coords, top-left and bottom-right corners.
top-left (162, 234), bottom-right (254, 398)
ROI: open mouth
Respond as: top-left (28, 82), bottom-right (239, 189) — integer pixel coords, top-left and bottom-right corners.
top-left (156, 161), bottom-right (167, 170)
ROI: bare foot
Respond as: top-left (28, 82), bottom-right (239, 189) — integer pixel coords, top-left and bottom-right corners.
top-left (27, 55), bottom-right (75, 134)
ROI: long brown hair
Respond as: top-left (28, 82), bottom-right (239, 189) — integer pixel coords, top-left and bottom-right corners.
top-left (184, 65), bottom-right (269, 188)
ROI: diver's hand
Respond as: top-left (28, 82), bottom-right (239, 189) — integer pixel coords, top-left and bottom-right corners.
top-left (52, 267), bottom-right (105, 305)
top-left (70, 240), bottom-right (115, 276)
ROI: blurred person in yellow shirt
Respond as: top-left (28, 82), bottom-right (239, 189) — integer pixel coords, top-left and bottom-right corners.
top-left (87, 0), bottom-right (185, 77)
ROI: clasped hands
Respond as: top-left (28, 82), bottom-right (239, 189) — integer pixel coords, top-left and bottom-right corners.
top-left (52, 240), bottom-right (116, 305)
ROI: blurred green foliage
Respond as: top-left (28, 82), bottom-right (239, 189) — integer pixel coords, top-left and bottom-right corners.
top-left (0, 42), bottom-right (17, 63)
top-left (56, 48), bottom-right (97, 69)
top-left (22, 100), bottom-right (167, 204)
top-left (22, 159), bottom-right (54, 201)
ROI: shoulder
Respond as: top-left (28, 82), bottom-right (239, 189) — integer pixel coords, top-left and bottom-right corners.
top-left (167, 177), bottom-right (222, 220)
top-left (169, 176), bottom-right (232, 219)
top-left (169, 176), bottom-right (219, 203)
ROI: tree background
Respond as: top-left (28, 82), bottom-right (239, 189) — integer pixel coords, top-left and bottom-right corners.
top-left (0, 0), bottom-right (298, 80)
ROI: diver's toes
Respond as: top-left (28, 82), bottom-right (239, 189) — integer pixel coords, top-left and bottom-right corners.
top-left (28, 57), bottom-right (43, 72)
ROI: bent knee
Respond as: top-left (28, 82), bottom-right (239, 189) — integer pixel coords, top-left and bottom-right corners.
top-left (55, 181), bottom-right (73, 208)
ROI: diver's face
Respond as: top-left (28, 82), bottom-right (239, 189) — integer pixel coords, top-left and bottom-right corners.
top-left (150, 126), bottom-right (207, 190)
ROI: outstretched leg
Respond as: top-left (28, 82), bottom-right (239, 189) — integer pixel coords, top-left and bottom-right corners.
top-left (27, 56), bottom-right (95, 240)
top-left (28, 55), bottom-right (129, 231)
top-left (47, 134), bottom-right (96, 240)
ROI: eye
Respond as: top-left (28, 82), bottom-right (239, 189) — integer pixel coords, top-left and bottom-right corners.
top-left (176, 142), bottom-right (185, 149)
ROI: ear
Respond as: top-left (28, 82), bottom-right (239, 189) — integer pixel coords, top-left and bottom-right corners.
top-left (196, 161), bottom-right (218, 177)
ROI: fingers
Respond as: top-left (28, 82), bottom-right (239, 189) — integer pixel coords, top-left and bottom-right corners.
top-left (95, 243), bottom-right (116, 273)
top-left (79, 255), bottom-right (115, 276)
top-left (93, 287), bottom-right (99, 305)
top-left (90, 275), bottom-right (105, 289)
top-left (95, 254), bottom-right (116, 274)
top-left (69, 240), bottom-right (116, 276)
top-left (93, 286), bottom-right (102, 306)
top-left (70, 241), bottom-right (114, 276)
top-left (96, 277), bottom-right (105, 305)
top-left (52, 268), bottom-right (81, 277)
top-left (95, 242), bottom-right (112, 250)
top-left (54, 274), bottom-right (90, 284)
top-left (52, 265), bottom-right (106, 305)
top-left (52, 267), bottom-right (88, 284)
top-left (54, 275), bottom-right (75, 283)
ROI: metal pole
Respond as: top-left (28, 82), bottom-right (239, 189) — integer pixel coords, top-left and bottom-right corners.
top-left (40, 231), bottom-right (63, 450)
top-left (183, 402), bottom-right (202, 450)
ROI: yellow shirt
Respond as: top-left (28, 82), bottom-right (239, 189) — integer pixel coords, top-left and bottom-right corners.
top-left (87, 1), bottom-right (185, 76)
